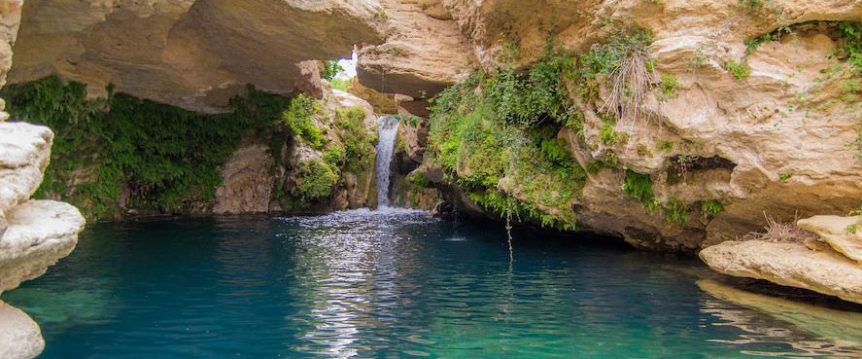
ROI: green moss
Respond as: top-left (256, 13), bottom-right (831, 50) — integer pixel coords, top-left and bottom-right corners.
top-left (779, 171), bottom-right (793, 182)
top-left (408, 171), bottom-right (432, 188)
top-left (656, 140), bottom-right (674, 152)
top-left (663, 198), bottom-right (690, 225)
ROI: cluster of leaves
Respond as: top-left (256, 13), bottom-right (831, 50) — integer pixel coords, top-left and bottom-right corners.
top-left (283, 94), bottom-right (325, 149)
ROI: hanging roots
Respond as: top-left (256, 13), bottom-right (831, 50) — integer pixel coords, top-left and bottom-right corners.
top-left (601, 50), bottom-right (656, 126)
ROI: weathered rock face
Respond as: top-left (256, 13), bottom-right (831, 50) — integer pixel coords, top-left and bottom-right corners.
top-left (9, 0), bottom-right (386, 113)
top-left (0, 122), bottom-right (86, 295)
top-left (700, 240), bottom-right (862, 305)
top-left (367, 0), bottom-right (862, 251)
top-left (0, 301), bottom-right (44, 359)
top-left (213, 144), bottom-right (274, 215)
top-left (356, 0), bottom-right (475, 99)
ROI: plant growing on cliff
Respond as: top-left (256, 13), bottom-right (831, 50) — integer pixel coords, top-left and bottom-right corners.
top-left (577, 27), bottom-right (656, 124)
top-left (295, 159), bottom-right (339, 202)
top-left (725, 59), bottom-right (751, 80)
top-left (701, 200), bottom-right (724, 218)
top-left (335, 106), bottom-right (376, 173)
top-left (283, 93), bottom-right (324, 149)
top-left (321, 60), bottom-right (344, 81)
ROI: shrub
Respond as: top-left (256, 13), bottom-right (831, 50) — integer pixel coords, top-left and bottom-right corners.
top-left (320, 60), bottom-right (344, 81)
top-left (659, 74), bottom-right (680, 98)
top-left (742, 214), bottom-right (817, 243)
top-left (701, 200), bottom-right (724, 218)
top-left (295, 159), bottom-right (338, 201)
top-left (599, 121), bottom-right (619, 145)
top-left (283, 94), bottom-right (324, 149)
top-left (725, 59), bottom-right (751, 80)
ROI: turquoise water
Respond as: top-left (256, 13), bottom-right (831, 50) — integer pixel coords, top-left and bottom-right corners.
top-left (6, 209), bottom-right (862, 358)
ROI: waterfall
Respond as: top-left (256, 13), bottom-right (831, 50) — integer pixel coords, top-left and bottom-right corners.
top-left (375, 116), bottom-right (400, 208)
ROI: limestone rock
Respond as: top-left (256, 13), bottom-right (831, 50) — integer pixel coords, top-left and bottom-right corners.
top-left (0, 200), bottom-right (85, 294)
top-left (0, 0), bottom-right (22, 89)
top-left (357, 0), bottom-right (475, 99)
top-left (213, 144), bottom-right (274, 215)
top-left (9, 0), bottom-right (386, 113)
top-left (798, 215), bottom-right (862, 264)
top-left (347, 77), bottom-right (399, 114)
top-left (699, 240), bottom-right (862, 305)
top-left (0, 301), bottom-right (44, 359)
top-left (0, 122), bottom-right (52, 217)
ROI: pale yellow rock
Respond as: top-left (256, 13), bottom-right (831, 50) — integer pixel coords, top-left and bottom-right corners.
top-left (0, 200), bottom-right (86, 294)
top-left (0, 122), bottom-right (53, 218)
top-left (798, 215), bottom-right (862, 264)
top-left (9, 0), bottom-right (386, 112)
top-left (357, 0), bottom-right (475, 98)
top-left (0, 301), bottom-right (44, 359)
top-left (213, 144), bottom-right (274, 215)
top-left (700, 240), bottom-right (862, 305)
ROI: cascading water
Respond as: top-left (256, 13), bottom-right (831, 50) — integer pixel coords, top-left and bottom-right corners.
top-left (375, 116), bottom-right (400, 208)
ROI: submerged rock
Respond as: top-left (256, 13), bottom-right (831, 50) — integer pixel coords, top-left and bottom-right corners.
top-left (798, 215), bottom-right (862, 264)
top-left (699, 240), bottom-right (862, 305)
top-left (0, 301), bottom-right (44, 359)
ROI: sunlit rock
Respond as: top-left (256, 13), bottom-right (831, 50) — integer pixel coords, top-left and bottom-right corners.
top-left (700, 240), bottom-right (862, 305)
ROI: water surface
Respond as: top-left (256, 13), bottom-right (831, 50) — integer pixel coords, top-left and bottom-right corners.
top-left (7, 209), bottom-right (862, 358)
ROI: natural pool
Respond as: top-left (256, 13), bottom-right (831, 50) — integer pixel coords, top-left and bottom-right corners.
top-left (6, 209), bottom-right (862, 358)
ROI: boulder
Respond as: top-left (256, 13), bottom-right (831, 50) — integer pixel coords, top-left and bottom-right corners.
top-left (699, 240), bottom-right (862, 305)
top-left (798, 215), bottom-right (862, 264)
top-left (0, 301), bottom-right (44, 359)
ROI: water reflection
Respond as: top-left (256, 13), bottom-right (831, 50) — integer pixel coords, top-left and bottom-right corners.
top-left (6, 211), bottom-right (862, 358)
top-left (699, 279), bottom-right (862, 358)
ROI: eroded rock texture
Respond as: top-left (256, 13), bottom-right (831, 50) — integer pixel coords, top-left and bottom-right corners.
top-left (9, 0), bottom-right (386, 113)
top-left (0, 301), bottom-right (44, 359)
top-left (356, 0), bottom-right (475, 99)
top-left (364, 0), bottom-right (862, 251)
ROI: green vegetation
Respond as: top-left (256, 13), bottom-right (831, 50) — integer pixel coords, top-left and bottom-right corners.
top-left (659, 74), bottom-right (681, 98)
top-left (321, 60), bottom-right (344, 81)
top-left (599, 121), bottom-right (619, 145)
top-left (1, 76), bottom-right (300, 219)
top-left (428, 52), bottom-right (587, 229)
top-left (1, 76), bottom-right (364, 220)
top-left (779, 171), bottom-right (793, 182)
top-left (334, 107), bottom-right (377, 173)
top-left (656, 140), bottom-right (674, 152)
top-left (622, 170), bottom-right (660, 213)
top-left (725, 59), bottom-right (751, 80)
top-left (294, 159), bottom-right (339, 201)
top-left (283, 94), bottom-right (324, 149)
top-left (701, 199), bottom-right (725, 218)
